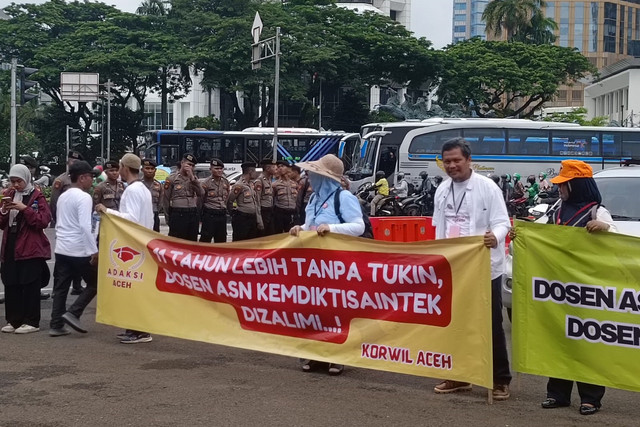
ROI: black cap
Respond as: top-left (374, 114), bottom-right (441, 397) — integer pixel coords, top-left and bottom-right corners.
top-left (241, 162), bottom-right (257, 172)
top-left (19, 155), bottom-right (38, 169)
top-left (183, 153), bottom-right (197, 164)
top-left (104, 160), bottom-right (119, 169)
top-left (276, 160), bottom-right (291, 167)
top-left (68, 151), bottom-right (84, 161)
top-left (210, 158), bottom-right (224, 167)
top-left (69, 160), bottom-right (95, 180)
top-left (142, 158), bottom-right (157, 167)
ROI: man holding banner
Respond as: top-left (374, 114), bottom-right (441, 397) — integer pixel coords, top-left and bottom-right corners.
top-left (432, 138), bottom-right (512, 400)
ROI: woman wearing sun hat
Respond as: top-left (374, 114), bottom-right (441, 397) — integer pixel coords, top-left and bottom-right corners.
top-left (290, 154), bottom-right (364, 375)
top-left (540, 159), bottom-right (616, 415)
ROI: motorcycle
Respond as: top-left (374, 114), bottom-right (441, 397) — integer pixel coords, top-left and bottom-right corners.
top-left (507, 195), bottom-right (529, 218)
top-left (400, 188), bottom-right (434, 217)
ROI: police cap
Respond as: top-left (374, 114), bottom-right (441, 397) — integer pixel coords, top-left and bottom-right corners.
top-left (183, 153), bottom-right (197, 164)
top-left (210, 158), bottom-right (224, 168)
top-left (104, 159), bottom-right (119, 170)
top-left (68, 151), bottom-right (84, 161)
top-left (142, 158), bottom-right (157, 168)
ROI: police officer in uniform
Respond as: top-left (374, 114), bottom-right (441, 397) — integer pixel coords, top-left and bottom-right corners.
top-left (227, 162), bottom-right (262, 241)
top-left (200, 158), bottom-right (230, 243)
top-left (141, 158), bottom-right (164, 232)
top-left (50, 151), bottom-right (84, 224)
top-left (50, 151), bottom-right (85, 296)
top-left (93, 159), bottom-right (124, 210)
top-left (163, 153), bottom-right (203, 241)
top-left (272, 160), bottom-right (298, 233)
top-left (253, 159), bottom-right (276, 236)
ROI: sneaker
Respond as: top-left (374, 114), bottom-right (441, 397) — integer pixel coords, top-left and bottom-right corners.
top-left (116, 331), bottom-right (130, 340)
top-left (49, 326), bottom-right (71, 337)
top-left (120, 333), bottom-right (152, 344)
top-left (62, 312), bottom-right (87, 333)
top-left (1, 324), bottom-right (15, 333)
top-left (434, 380), bottom-right (472, 394)
top-left (493, 384), bottom-right (511, 401)
top-left (14, 324), bottom-right (40, 334)
top-left (328, 363), bottom-right (344, 376)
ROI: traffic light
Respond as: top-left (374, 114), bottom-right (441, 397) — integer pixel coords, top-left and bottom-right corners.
top-left (69, 128), bottom-right (82, 148)
top-left (19, 66), bottom-right (38, 105)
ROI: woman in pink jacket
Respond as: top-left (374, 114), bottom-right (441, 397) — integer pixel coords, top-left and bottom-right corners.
top-left (0, 164), bottom-right (52, 334)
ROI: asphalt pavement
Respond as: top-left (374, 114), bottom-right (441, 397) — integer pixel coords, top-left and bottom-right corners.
top-left (0, 223), bottom-right (638, 426)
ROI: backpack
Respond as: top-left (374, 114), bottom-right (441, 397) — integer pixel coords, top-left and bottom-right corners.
top-left (334, 189), bottom-right (374, 239)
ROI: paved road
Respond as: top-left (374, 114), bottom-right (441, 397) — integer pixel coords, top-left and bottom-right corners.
top-left (1, 225), bottom-right (638, 426)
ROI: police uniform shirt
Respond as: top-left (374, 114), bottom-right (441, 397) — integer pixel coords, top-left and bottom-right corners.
top-left (227, 177), bottom-right (261, 216)
top-left (163, 172), bottom-right (203, 209)
top-left (253, 174), bottom-right (274, 209)
top-left (202, 176), bottom-right (230, 210)
top-left (272, 178), bottom-right (298, 210)
top-left (93, 180), bottom-right (125, 210)
top-left (50, 172), bottom-right (72, 222)
top-left (143, 179), bottom-right (163, 213)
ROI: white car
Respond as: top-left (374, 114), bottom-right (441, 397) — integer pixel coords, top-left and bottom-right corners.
top-left (503, 164), bottom-right (640, 321)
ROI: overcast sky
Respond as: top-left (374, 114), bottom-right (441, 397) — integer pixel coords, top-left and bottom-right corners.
top-left (1, 0), bottom-right (453, 49)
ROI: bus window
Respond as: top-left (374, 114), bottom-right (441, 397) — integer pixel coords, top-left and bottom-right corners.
top-left (279, 137), bottom-right (308, 162)
top-left (408, 130), bottom-right (461, 155)
top-left (622, 133), bottom-right (640, 157)
top-left (191, 137), bottom-right (223, 162)
top-left (601, 133), bottom-right (622, 157)
top-left (246, 138), bottom-right (261, 163)
top-left (261, 138), bottom-right (274, 162)
top-left (378, 146), bottom-right (397, 178)
top-left (551, 130), bottom-right (600, 156)
top-left (222, 137), bottom-right (244, 164)
top-left (507, 129), bottom-right (550, 155)
top-left (462, 128), bottom-right (506, 154)
top-left (160, 145), bottom-right (180, 167)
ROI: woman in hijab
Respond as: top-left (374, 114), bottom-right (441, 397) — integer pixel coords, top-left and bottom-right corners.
top-left (290, 154), bottom-right (364, 375)
top-left (541, 160), bottom-right (615, 415)
top-left (0, 164), bottom-right (52, 334)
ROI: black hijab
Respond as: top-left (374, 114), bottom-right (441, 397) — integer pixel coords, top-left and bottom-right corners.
top-left (557, 177), bottom-right (602, 226)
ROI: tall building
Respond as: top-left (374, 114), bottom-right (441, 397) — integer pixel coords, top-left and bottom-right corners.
top-left (452, 0), bottom-right (489, 43)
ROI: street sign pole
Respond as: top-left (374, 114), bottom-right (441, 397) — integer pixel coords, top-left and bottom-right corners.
top-left (272, 27), bottom-right (281, 162)
top-left (106, 79), bottom-right (112, 161)
top-left (10, 58), bottom-right (17, 167)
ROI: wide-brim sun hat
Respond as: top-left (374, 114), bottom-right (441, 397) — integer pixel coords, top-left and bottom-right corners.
top-left (550, 159), bottom-right (593, 184)
top-left (296, 154), bottom-right (344, 183)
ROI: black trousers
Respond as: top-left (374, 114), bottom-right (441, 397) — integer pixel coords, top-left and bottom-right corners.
top-left (4, 279), bottom-right (40, 328)
top-left (492, 276), bottom-right (512, 386)
top-left (168, 208), bottom-right (199, 241)
top-left (232, 212), bottom-right (257, 242)
top-left (50, 254), bottom-right (98, 330)
top-left (153, 212), bottom-right (160, 233)
top-left (273, 207), bottom-right (295, 234)
top-left (547, 378), bottom-right (605, 407)
top-left (200, 208), bottom-right (228, 243)
top-left (259, 207), bottom-right (275, 236)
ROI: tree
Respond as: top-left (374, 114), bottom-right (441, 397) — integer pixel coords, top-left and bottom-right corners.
top-left (482, 0), bottom-right (553, 43)
top-left (542, 107), bottom-right (609, 126)
top-left (437, 39), bottom-right (595, 118)
top-left (185, 115), bottom-right (222, 130)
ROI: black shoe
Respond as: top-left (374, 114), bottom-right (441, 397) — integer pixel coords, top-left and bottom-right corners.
top-left (62, 312), bottom-right (87, 333)
top-left (579, 404), bottom-right (599, 415)
top-left (0, 297), bottom-right (4, 304)
top-left (70, 289), bottom-right (83, 295)
top-left (40, 292), bottom-right (50, 300)
top-left (541, 398), bottom-right (570, 409)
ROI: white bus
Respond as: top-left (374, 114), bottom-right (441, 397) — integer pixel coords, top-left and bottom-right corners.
top-left (344, 118), bottom-right (640, 191)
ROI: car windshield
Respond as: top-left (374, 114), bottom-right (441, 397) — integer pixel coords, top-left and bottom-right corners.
top-left (595, 176), bottom-right (640, 220)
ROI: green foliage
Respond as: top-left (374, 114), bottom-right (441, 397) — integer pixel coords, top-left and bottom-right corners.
top-left (327, 90), bottom-right (370, 132)
top-left (482, 0), bottom-right (555, 44)
top-left (438, 39), bottom-right (596, 118)
top-left (368, 110), bottom-right (401, 124)
top-left (542, 107), bottom-right (609, 126)
top-left (185, 115), bottom-right (222, 130)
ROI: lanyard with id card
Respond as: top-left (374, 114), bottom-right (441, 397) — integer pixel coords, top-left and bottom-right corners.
top-left (449, 182), bottom-right (466, 238)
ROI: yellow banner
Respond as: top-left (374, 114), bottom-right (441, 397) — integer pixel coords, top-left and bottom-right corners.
top-left (96, 214), bottom-right (493, 387)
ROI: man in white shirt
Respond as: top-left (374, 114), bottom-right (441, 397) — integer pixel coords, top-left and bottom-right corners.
top-left (431, 138), bottom-right (512, 401)
top-left (50, 161), bottom-right (99, 337)
top-left (96, 153), bottom-right (154, 344)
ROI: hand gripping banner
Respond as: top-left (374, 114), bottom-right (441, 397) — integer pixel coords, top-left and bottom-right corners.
top-left (96, 214), bottom-right (493, 387)
top-left (513, 221), bottom-right (640, 392)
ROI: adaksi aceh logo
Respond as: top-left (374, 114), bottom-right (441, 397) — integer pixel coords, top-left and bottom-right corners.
top-left (107, 240), bottom-right (145, 283)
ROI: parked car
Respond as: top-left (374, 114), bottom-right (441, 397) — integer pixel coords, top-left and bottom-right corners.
top-left (502, 164), bottom-right (640, 321)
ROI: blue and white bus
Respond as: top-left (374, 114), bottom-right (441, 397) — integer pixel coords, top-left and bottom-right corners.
top-left (138, 128), bottom-right (348, 176)
top-left (344, 118), bottom-right (640, 191)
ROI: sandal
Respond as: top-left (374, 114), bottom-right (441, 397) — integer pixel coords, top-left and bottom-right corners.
top-left (579, 404), bottom-right (599, 415)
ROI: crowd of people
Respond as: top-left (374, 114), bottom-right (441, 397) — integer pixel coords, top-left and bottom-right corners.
top-left (0, 142), bottom-right (616, 414)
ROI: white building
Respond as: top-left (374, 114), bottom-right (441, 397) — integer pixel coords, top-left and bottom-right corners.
top-left (584, 58), bottom-right (640, 127)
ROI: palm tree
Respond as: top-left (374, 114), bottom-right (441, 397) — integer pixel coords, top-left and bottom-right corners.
top-left (482, 0), bottom-right (547, 41)
top-left (136, 0), bottom-right (169, 17)
top-left (512, 9), bottom-right (558, 44)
